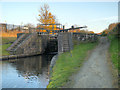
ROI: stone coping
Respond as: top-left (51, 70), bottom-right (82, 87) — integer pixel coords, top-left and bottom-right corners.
top-left (0, 53), bottom-right (42, 61)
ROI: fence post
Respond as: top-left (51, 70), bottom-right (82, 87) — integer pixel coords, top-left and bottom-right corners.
top-left (71, 25), bottom-right (74, 29)
top-left (52, 25), bottom-right (54, 34)
top-left (19, 25), bottom-right (20, 31)
top-left (28, 27), bottom-right (31, 33)
top-left (5, 23), bottom-right (7, 32)
top-left (13, 24), bottom-right (14, 31)
top-left (71, 26), bottom-right (74, 33)
top-left (63, 25), bottom-right (65, 32)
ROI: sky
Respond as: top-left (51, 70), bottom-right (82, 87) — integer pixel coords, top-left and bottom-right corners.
top-left (0, 1), bottom-right (119, 33)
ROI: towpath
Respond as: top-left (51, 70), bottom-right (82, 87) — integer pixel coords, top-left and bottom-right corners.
top-left (66, 37), bottom-right (117, 88)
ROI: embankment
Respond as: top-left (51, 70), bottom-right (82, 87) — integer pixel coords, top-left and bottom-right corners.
top-left (108, 32), bottom-right (119, 87)
top-left (0, 37), bottom-right (17, 56)
top-left (47, 41), bottom-right (98, 88)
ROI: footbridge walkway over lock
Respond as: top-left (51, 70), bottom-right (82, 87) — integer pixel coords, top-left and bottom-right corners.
top-left (7, 24), bottom-right (98, 57)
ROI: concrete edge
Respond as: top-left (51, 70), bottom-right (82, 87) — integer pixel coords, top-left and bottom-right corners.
top-left (49, 54), bottom-right (60, 78)
top-left (0, 53), bottom-right (41, 61)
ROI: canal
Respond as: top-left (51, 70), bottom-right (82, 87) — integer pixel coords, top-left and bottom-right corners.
top-left (1, 55), bottom-right (54, 88)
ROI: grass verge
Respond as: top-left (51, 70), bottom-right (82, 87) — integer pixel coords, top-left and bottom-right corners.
top-left (0, 43), bottom-right (11, 56)
top-left (47, 42), bottom-right (98, 88)
top-left (0, 37), bottom-right (16, 56)
top-left (108, 34), bottom-right (119, 86)
top-left (2, 37), bottom-right (16, 44)
top-left (108, 35), bottom-right (118, 70)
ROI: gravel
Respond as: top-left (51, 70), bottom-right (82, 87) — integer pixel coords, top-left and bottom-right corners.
top-left (65, 37), bottom-right (116, 88)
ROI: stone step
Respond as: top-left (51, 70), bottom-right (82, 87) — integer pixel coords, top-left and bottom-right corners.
top-left (63, 50), bottom-right (69, 52)
top-left (63, 44), bottom-right (69, 45)
top-left (63, 43), bottom-right (68, 44)
top-left (63, 42), bottom-right (68, 43)
top-left (9, 34), bottom-right (31, 52)
top-left (63, 40), bottom-right (68, 41)
top-left (63, 49), bottom-right (70, 51)
top-left (63, 45), bottom-right (69, 47)
top-left (63, 47), bottom-right (70, 49)
top-left (63, 43), bottom-right (69, 44)
top-left (63, 48), bottom-right (70, 50)
top-left (63, 41), bottom-right (68, 42)
top-left (63, 48), bottom-right (69, 49)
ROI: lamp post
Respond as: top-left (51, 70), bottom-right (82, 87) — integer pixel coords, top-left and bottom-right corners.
top-left (5, 20), bottom-right (7, 32)
top-left (21, 22), bottom-right (23, 32)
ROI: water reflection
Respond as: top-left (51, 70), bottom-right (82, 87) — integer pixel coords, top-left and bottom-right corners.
top-left (2, 55), bottom-right (53, 88)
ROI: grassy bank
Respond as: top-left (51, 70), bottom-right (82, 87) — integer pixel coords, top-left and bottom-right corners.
top-left (108, 35), bottom-right (119, 70)
top-left (47, 42), bottom-right (98, 88)
top-left (2, 37), bottom-right (17, 44)
top-left (0, 37), bottom-right (16, 56)
top-left (108, 34), bottom-right (119, 86)
top-left (0, 44), bottom-right (11, 56)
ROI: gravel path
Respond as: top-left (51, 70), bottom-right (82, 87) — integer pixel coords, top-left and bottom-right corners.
top-left (66, 37), bottom-right (115, 88)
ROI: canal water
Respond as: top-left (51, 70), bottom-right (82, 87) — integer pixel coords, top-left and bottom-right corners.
top-left (1, 55), bottom-right (54, 88)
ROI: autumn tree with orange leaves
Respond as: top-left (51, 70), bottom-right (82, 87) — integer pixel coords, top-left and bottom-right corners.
top-left (37, 4), bottom-right (56, 24)
top-left (37, 4), bottom-right (57, 34)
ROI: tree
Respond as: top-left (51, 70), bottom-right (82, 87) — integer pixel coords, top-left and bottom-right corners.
top-left (108, 23), bottom-right (117, 31)
top-left (37, 4), bottom-right (56, 24)
top-left (89, 31), bottom-right (94, 34)
top-left (24, 23), bottom-right (35, 28)
top-left (37, 4), bottom-right (58, 34)
top-left (24, 23), bottom-right (35, 33)
top-left (101, 31), bottom-right (107, 36)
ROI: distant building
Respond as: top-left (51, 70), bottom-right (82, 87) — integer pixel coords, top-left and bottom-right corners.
top-left (0, 23), bottom-right (7, 32)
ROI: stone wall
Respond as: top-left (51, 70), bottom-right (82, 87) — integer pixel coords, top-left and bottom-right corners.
top-left (10, 32), bottom-right (98, 55)
top-left (14, 33), bottom-right (49, 55)
top-left (72, 33), bottom-right (98, 45)
top-left (58, 32), bottom-right (98, 53)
